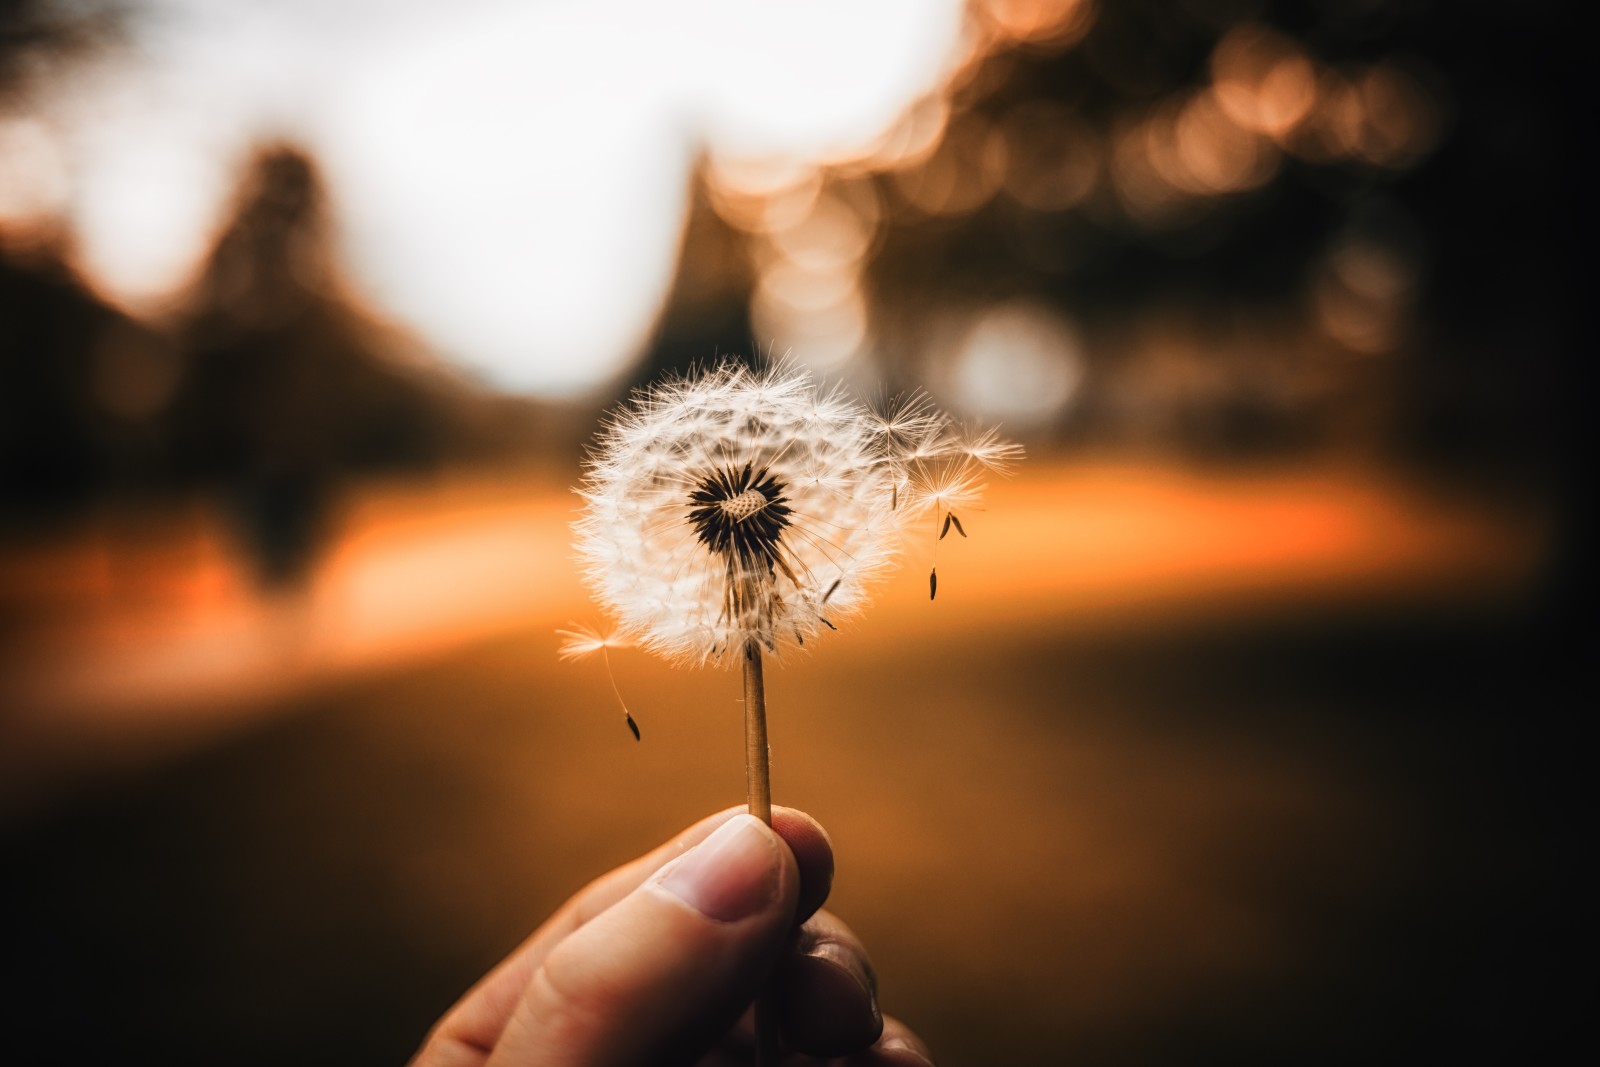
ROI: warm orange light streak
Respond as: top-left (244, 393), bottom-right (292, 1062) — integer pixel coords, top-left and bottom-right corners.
top-left (1, 462), bottom-right (1548, 746)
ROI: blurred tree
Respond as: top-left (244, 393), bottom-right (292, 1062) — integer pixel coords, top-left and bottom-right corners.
top-left (167, 145), bottom-right (458, 586)
top-left (629, 162), bottom-right (759, 389)
top-left (0, 244), bottom-right (169, 524)
top-left (854, 0), bottom-right (1581, 472)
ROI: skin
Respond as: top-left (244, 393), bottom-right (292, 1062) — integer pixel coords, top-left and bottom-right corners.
top-left (410, 807), bottom-right (935, 1067)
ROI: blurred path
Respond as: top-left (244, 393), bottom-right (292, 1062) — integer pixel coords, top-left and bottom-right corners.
top-left (0, 459), bottom-right (1546, 812)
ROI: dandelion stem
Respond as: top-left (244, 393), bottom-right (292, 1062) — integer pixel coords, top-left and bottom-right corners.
top-left (742, 641), bottom-right (772, 824)
top-left (742, 641), bottom-right (777, 1065)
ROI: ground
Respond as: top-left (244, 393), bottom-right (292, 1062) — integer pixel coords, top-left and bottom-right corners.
top-left (0, 459), bottom-right (1577, 1065)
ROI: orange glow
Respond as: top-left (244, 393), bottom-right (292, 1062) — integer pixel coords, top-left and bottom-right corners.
top-left (1111, 112), bottom-right (1187, 225)
top-left (1210, 25), bottom-right (1318, 141)
top-left (764, 188), bottom-right (881, 273)
top-left (1110, 93), bottom-right (1283, 223)
top-left (1, 461), bottom-right (1548, 749)
top-left (745, 180), bottom-right (883, 372)
top-left (1173, 91), bottom-right (1277, 195)
top-left (894, 114), bottom-right (1009, 217)
top-left (974, 0), bottom-right (1098, 50)
top-left (755, 258), bottom-right (860, 316)
top-left (853, 93), bottom-right (952, 174)
top-left (1291, 62), bottom-right (1441, 169)
top-left (1354, 63), bottom-right (1443, 167)
top-left (1312, 235), bottom-right (1418, 354)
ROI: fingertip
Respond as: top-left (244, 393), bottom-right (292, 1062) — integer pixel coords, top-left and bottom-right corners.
top-left (503, 815), bottom-right (803, 1064)
top-left (776, 936), bottom-right (882, 1056)
top-left (654, 813), bottom-right (786, 923)
top-left (873, 1015), bottom-right (936, 1066)
top-left (771, 806), bottom-right (834, 923)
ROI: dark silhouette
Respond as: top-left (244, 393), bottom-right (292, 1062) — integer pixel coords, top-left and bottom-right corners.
top-left (166, 146), bottom-right (455, 586)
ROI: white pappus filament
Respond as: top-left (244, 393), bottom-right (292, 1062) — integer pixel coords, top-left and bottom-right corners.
top-left (571, 361), bottom-right (1019, 667)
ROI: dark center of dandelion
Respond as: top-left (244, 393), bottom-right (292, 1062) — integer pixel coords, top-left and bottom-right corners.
top-left (687, 462), bottom-right (792, 564)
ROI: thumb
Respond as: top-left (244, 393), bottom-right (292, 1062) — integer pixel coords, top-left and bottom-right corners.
top-left (487, 814), bottom-right (799, 1067)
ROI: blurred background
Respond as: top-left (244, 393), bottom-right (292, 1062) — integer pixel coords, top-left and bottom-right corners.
top-left (0, 1), bottom-right (1584, 1064)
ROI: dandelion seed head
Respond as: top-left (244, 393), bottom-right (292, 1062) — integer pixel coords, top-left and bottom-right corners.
top-left (572, 361), bottom-right (1022, 665)
top-left (574, 362), bottom-right (901, 667)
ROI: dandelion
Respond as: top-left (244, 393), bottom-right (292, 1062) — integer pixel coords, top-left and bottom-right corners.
top-left (573, 362), bottom-right (899, 672)
top-left (571, 356), bottom-right (1019, 785)
top-left (568, 359), bottom-right (1016, 1064)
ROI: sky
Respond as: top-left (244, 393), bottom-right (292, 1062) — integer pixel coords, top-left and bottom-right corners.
top-left (3, 0), bottom-right (968, 396)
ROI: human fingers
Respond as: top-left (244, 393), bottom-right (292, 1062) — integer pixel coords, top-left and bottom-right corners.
top-left (414, 806), bottom-right (833, 1066)
top-left (536, 806), bottom-right (831, 958)
top-left (770, 807), bottom-right (834, 926)
top-left (707, 1013), bottom-right (933, 1067)
top-left (849, 1015), bottom-right (936, 1067)
top-left (776, 910), bottom-right (882, 1057)
top-left (485, 813), bottom-right (800, 1067)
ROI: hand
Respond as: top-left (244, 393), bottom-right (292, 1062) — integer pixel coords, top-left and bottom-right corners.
top-left (409, 806), bottom-right (935, 1067)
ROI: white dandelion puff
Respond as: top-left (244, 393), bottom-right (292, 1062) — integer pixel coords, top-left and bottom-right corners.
top-left (573, 362), bottom-right (901, 668)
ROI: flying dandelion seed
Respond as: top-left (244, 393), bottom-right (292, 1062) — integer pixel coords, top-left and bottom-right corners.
top-left (888, 417), bottom-right (1017, 600)
top-left (567, 359), bottom-right (1017, 1066)
top-left (556, 623), bottom-right (641, 740)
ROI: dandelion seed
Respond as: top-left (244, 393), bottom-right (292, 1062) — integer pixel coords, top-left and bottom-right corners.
top-left (868, 391), bottom-right (947, 463)
top-left (556, 622), bottom-right (641, 740)
top-left (555, 622), bottom-right (635, 661)
top-left (960, 423), bottom-right (1026, 475)
top-left (891, 412), bottom-right (1023, 602)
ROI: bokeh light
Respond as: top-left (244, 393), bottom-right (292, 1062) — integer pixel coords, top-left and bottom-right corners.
top-left (1210, 24), bottom-right (1317, 142)
top-left (945, 300), bottom-right (1086, 429)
